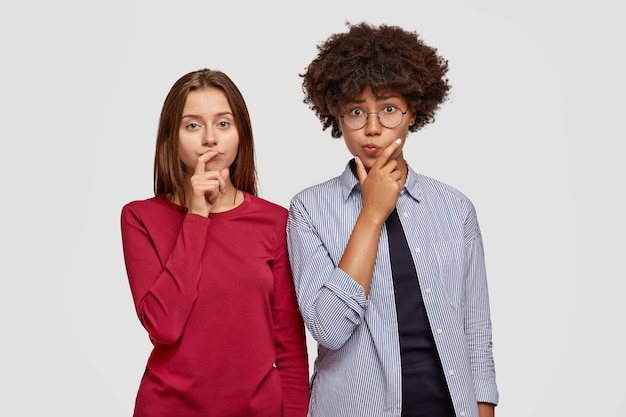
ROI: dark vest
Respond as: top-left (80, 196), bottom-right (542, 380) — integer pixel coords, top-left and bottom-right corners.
top-left (386, 208), bottom-right (455, 417)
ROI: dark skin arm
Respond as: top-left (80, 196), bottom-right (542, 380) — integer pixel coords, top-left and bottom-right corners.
top-left (478, 402), bottom-right (495, 417)
top-left (337, 138), bottom-right (405, 297)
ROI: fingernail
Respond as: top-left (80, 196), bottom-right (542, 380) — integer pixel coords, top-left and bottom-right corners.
top-left (395, 138), bottom-right (402, 144)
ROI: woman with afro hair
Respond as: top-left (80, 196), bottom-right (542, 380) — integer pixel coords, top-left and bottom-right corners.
top-left (286, 22), bottom-right (499, 417)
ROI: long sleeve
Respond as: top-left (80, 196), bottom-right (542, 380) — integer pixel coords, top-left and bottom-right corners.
top-left (122, 195), bottom-right (310, 417)
top-left (462, 209), bottom-right (498, 404)
top-left (121, 202), bottom-right (210, 345)
top-left (270, 217), bottom-right (310, 417)
top-left (285, 164), bottom-right (498, 417)
top-left (287, 194), bottom-right (368, 350)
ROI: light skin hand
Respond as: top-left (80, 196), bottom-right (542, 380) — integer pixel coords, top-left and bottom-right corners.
top-left (338, 138), bottom-right (405, 297)
top-left (188, 150), bottom-right (229, 217)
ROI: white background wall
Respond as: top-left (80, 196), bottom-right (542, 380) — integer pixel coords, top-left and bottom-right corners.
top-left (1, 1), bottom-right (623, 415)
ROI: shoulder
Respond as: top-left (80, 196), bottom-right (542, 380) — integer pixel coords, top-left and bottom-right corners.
top-left (417, 173), bottom-right (470, 200)
top-left (407, 164), bottom-right (470, 201)
top-left (245, 193), bottom-right (289, 224)
top-left (413, 172), bottom-right (478, 217)
top-left (291, 176), bottom-right (342, 204)
top-left (122, 194), bottom-right (164, 211)
top-left (247, 193), bottom-right (288, 213)
top-left (121, 195), bottom-right (178, 221)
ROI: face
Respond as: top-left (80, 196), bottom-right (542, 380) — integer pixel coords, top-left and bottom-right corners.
top-left (339, 85), bottom-right (414, 171)
top-left (178, 87), bottom-right (239, 176)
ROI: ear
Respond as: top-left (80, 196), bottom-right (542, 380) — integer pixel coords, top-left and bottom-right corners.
top-left (409, 110), bottom-right (417, 126)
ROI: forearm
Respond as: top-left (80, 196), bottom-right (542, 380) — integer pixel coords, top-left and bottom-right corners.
top-left (478, 402), bottom-right (495, 417)
top-left (337, 208), bottom-right (385, 297)
top-left (123, 212), bottom-right (208, 344)
top-left (137, 260), bottom-right (201, 344)
top-left (287, 200), bottom-right (369, 348)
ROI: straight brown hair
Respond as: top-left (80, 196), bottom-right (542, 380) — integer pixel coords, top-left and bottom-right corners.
top-left (153, 69), bottom-right (258, 208)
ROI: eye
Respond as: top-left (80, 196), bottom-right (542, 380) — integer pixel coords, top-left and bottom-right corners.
top-left (347, 107), bottom-right (365, 118)
top-left (381, 105), bottom-right (397, 114)
top-left (217, 120), bottom-right (231, 128)
top-left (186, 122), bottom-right (200, 129)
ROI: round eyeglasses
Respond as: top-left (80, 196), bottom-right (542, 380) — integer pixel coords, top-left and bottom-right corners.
top-left (340, 105), bottom-right (408, 130)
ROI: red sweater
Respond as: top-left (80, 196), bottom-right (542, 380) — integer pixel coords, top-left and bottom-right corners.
top-left (121, 193), bottom-right (309, 417)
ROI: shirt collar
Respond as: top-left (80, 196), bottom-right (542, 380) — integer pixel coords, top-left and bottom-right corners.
top-left (339, 158), bottom-right (423, 202)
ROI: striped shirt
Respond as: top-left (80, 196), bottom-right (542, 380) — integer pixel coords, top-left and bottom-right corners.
top-left (286, 161), bottom-right (498, 417)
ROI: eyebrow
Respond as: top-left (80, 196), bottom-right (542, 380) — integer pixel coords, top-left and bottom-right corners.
top-left (347, 94), bottom-right (398, 105)
top-left (181, 111), bottom-right (234, 119)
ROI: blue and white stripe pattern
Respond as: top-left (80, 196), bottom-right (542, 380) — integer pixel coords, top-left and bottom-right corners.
top-left (287, 161), bottom-right (498, 417)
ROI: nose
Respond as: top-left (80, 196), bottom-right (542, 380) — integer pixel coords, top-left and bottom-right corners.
top-left (202, 129), bottom-right (217, 146)
top-left (363, 113), bottom-right (382, 135)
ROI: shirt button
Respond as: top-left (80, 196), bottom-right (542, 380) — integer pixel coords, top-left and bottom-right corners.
top-left (449, 369), bottom-right (455, 376)
top-left (460, 412), bottom-right (466, 417)
top-left (415, 247), bottom-right (421, 253)
top-left (402, 211), bottom-right (409, 218)
top-left (436, 328), bottom-right (443, 335)
top-left (425, 288), bottom-right (432, 294)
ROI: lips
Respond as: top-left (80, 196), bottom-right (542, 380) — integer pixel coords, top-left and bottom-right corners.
top-left (362, 144), bottom-right (380, 157)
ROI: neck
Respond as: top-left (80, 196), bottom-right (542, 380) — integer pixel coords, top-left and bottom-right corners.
top-left (171, 181), bottom-right (243, 212)
top-left (211, 187), bottom-right (242, 213)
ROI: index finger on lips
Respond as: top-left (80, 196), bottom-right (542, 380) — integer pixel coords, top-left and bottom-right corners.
top-left (194, 150), bottom-right (220, 174)
top-left (374, 138), bottom-right (403, 169)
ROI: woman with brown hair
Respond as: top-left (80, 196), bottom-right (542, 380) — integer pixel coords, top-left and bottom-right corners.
top-left (121, 69), bottom-right (309, 417)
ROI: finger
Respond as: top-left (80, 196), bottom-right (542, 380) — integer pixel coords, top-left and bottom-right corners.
top-left (189, 177), bottom-right (219, 216)
top-left (199, 178), bottom-right (222, 204)
top-left (354, 156), bottom-right (367, 185)
top-left (206, 185), bottom-right (219, 203)
top-left (194, 149), bottom-right (220, 175)
top-left (374, 138), bottom-right (403, 169)
top-left (218, 168), bottom-right (230, 194)
top-left (388, 137), bottom-right (404, 161)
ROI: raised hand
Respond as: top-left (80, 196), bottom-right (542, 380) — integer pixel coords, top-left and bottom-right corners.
top-left (188, 150), bottom-right (230, 217)
top-left (354, 138), bottom-right (405, 224)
